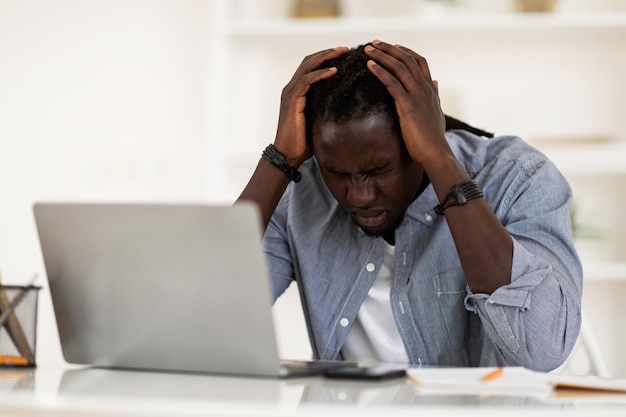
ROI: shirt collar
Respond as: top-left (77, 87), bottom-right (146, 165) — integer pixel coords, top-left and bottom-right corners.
top-left (405, 182), bottom-right (440, 227)
top-left (403, 131), bottom-right (472, 227)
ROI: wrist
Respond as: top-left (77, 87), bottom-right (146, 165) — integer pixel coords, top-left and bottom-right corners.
top-left (272, 144), bottom-right (308, 168)
top-left (262, 144), bottom-right (302, 183)
top-left (418, 148), bottom-right (458, 173)
top-left (434, 179), bottom-right (483, 215)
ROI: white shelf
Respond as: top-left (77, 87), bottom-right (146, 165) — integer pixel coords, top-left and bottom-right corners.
top-left (539, 142), bottom-right (626, 176)
top-left (583, 261), bottom-right (626, 282)
top-left (228, 12), bottom-right (626, 38)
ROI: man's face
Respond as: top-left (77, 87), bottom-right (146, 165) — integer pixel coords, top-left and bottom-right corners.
top-left (312, 113), bottom-right (425, 240)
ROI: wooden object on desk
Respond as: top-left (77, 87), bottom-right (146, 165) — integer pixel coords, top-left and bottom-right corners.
top-left (0, 275), bottom-right (35, 365)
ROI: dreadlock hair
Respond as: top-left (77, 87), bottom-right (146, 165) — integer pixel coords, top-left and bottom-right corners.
top-left (305, 44), bottom-right (493, 146)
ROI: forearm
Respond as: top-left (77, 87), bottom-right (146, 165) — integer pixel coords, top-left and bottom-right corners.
top-left (466, 238), bottom-right (582, 371)
top-left (237, 47), bottom-right (346, 231)
top-left (236, 158), bottom-right (292, 231)
top-left (424, 153), bottom-right (513, 294)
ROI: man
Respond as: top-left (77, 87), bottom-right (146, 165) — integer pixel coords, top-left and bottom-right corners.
top-left (238, 40), bottom-right (582, 371)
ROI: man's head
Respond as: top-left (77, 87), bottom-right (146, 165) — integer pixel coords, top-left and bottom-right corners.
top-left (305, 44), bottom-right (400, 140)
top-left (305, 45), bottom-right (425, 242)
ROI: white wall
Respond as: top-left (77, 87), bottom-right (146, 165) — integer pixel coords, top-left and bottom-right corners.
top-left (0, 0), bottom-right (214, 368)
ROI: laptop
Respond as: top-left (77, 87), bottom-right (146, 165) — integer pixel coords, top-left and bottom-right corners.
top-left (33, 202), bottom-right (345, 377)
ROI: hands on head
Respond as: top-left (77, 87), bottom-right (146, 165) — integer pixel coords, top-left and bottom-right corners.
top-left (274, 40), bottom-right (451, 171)
top-left (243, 41), bottom-right (470, 236)
top-left (241, 41), bottom-right (512, 294)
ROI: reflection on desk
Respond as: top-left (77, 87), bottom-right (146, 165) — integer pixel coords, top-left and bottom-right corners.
top-left (0, 369), bottom-right (34, 392)
top-left (60, 367), bottom-right (286, 403)
top-left (300, 377), bottom-right (551, 408)
top-left (1, 367), bottom-right (626, 416)
top-left (60, 367), bottom-right (551, 407)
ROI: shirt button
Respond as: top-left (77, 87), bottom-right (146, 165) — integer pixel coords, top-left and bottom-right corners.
top-left (366, 263), bottom-right (376, 272)
top-left (339, 318), bottom-right (350, 327)
top-left (488, 299), bottom-right (495, 304)
top-left (425, 214), bottom-right (433, 222)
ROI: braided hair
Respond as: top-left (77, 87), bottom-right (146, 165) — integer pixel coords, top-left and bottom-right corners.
top-left (305, 44), bottom-right (493, 145)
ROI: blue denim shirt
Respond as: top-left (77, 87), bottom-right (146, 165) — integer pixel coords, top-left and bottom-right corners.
top-left (264, 130), bottom-right (582, 371)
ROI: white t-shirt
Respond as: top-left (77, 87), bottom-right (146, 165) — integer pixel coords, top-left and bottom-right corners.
top-left (341, 241), bottom-right (410, 364)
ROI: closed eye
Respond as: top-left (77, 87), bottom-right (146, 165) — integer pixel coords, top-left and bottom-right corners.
top-left (324, 166), bottom-right (387, 179)
top-left (364, 167), bottom-right (383, 176)
top-left (326, 168), bottom-right (350, 178)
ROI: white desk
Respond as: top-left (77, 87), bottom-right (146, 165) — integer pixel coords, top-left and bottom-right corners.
top-left (1, 366), bottom-right (626, 417)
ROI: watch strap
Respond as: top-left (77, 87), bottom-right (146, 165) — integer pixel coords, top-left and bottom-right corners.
top-left (434, 179), bottom-right (483, 215)
top-left (262, 144), bottom-right (302, 183)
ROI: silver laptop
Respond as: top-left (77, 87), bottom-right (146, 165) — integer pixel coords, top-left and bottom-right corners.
top-left (33, 202), bottom-right (341, 377)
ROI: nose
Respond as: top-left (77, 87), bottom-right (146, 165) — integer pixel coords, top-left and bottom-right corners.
top-left (346, 177), bottom-right (377, 209)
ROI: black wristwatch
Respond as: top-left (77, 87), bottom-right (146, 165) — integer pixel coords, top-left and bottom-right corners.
top-left (262, 144), bottom-right (302, 183)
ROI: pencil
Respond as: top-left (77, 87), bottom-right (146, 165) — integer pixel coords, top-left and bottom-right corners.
top-left (405, 373), bottom-right (421, 387)
top-left (0, 355), bottom-right (29, 366)
top-left (481, 367), bottom-right (504, 382)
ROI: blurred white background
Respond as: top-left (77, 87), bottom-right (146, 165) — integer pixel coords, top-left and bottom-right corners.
top-left (1, 0), bottom-right (625, 377)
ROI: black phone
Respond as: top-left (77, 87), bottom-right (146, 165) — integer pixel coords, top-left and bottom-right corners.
top-left (323, 365), bottom-right (406, 380)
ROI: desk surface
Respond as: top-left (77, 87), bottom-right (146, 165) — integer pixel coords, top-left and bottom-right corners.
top-left (1, 366), bottom-right (626, 417)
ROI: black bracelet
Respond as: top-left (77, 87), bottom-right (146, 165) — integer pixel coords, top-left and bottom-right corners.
top-left (262, 144), bottom-right (302, 183)
top-left (434, 179), bottom-right (483, 215)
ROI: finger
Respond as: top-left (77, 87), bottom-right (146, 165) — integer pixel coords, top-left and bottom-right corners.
top-left (290, 46), bottom-right (348, 83)
top-left (301, 46), bottom-right (349, 68)
top-left (282, 47), bottom-right (346, 105)
top-left (282, 66), bottom-right (338, 116)
top-left (394, 43), bottom-right (433, 84)
top-left (366, 58), bottom-right (410, 99)
top-left (364, 41), bottom-right (426, 92)
top-left (369, 40), bottom-right (434, 85)
top-left (297, 66), bottom-right (338, 94)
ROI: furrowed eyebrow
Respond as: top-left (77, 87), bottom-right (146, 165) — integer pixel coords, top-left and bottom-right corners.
top-left (323, 166), bottom-right (348, 176)
top-left (364, 167), bottom-right (382, 174)
top-left (322, 162), bottom-right (390, 177)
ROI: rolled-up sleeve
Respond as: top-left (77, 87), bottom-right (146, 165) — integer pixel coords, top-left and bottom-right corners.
top-left (465, 152), bottom-right (583, 371)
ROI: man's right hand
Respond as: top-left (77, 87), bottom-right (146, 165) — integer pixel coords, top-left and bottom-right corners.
top-left (274, 46), bottom-right (348, 167)
top-left (237, 46), bottom-right (347, 230)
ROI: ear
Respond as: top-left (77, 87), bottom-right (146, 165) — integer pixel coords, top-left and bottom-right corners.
top-left (433, 80), bottom-right (439, 93)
